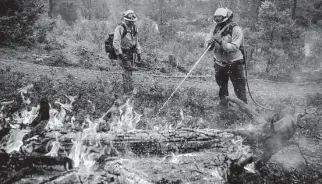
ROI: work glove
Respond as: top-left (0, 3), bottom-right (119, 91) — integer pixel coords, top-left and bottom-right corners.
top-left (118, 54), bottom-right (125, 61)
top-left (208, 35), bottom-right (222, 46)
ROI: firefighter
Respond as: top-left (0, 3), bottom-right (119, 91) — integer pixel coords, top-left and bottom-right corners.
top-left (113, 10), bottom-right (141, 94)
top-left (205, 7), bottom-right (247, 106)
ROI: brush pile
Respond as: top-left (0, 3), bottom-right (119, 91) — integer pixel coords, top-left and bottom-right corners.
top-left (0, 84), bottom-right (321, 183)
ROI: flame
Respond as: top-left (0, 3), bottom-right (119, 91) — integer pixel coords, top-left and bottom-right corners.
top-left (65, 95), bottom-right (77, 105)
top-left (55, 101), bottom-right (67, 123)
top-left (10, 91), bottom-right (39, 126)
top-left (69, 133), bottom-right (86, 167)
top-left (21, 105), bottom-right (40, 125)
top-left (3, 129), bottom-right (30, 154)
top-left (227, 136), bottom-right (250, 160)
top-left (80, 146), bottom-right (98, 172)
top-left (110, 99), bottom-right (141, 132)
top-left (244, 162), bottom-right (256, 174)
top-left (18, 84), bottom-right (33, 105)
top-left (70, 116), bottom-right (76, 129)
top-left (1, 100), bottom-right (14, 112)
top-left (1, 89), bottom-right (145, 173)
top-left (83, 115), bottom-right (98, 134)
top-left (45, 133), bottom-right (61, 157)
top-left (210, 167), bottom-right (224, 182)
top-left (45, 95), bottom-right (75, 131)
top-left (226, 136), bottom-right (255, 173)
top-left (20, 92), bottom-right (31, 104)
top-left (80, 136), bottom-right (106, 172)
top-left (45, 140), bottom-right (61, 157)
top-left (68, 132), bottom-right (104, 171)
top-left (45, 106), bottom-right (63, 130)
top-left (18, 84), bottom-right (34, 94)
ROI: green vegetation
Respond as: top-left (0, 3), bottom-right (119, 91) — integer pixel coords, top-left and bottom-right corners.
top-left (1, 1), bottom-right (322, 182)
top-left (1, 0), bottom-right (322, 81)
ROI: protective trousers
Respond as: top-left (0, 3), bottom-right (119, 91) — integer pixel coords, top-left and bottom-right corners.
top-left (214, 62), bottom-right (247, 104)
top-left (118, 53), bottom-right (134, 94)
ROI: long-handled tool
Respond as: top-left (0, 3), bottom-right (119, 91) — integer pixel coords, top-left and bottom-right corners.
top-left (157, 45), bottom-right (212, 114)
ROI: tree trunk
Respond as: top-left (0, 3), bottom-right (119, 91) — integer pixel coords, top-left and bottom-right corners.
top-left (254, 0), bottom-right (265, 23)
top-left (48, 0), bottom-right (53, 18)
top-left (292, 0), bottom-right (297, 19)
top-left (158, 0), bottom-right (164, 25)
top-left (125, 0), bottom-right (129, 10)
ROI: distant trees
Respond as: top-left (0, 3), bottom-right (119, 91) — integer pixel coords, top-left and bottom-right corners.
top-left (0, 0), bottom-right (44, 45)
top-left (58, 1), bottom-right (78, 25)
top-left (1, 0), bottom-right (321, 78)
top-left (246, 1), bottom-right (305, 80)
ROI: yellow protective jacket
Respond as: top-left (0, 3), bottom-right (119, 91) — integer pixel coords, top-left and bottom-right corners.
top-left (205, 23), bottom-right (244, 63)
top-left (113, 23), bottom-right (141, 56)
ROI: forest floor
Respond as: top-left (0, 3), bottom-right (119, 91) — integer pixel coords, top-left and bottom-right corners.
top-left (1, 47), bottom-right (322, 183)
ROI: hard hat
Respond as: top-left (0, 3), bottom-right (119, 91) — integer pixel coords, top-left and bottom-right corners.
top-left (123, 10), bottom-right (138, 21)
top-left (213, 8), bottom-right (233, 23)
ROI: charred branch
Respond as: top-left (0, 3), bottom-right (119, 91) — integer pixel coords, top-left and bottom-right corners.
top-left (30, 97), bottom-right (50, 127)
top-left (225, 96), bottom-right (302, 165)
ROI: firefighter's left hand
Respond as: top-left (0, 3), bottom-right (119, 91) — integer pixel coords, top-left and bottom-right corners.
top-left (220, 35), bottom-right (233, 51)
top-left (221, 35), bottom-right (231, 45)
top-left (209, 35), bottom-right (221, 45)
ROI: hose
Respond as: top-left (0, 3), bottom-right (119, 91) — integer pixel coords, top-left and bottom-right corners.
top-left (157, 45), bottom-right (212, 114)
top-left (244, 52), bottom-right (273, 111)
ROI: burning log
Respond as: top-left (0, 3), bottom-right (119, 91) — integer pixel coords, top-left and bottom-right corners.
top-left (0, 167), bottom-right (38, 184)
top-left (0, 152), bottom-right (74, 184)
top-left (49, 129), bottom-right (237, 156)
top-left (0, 152), bottom-right (74, 170)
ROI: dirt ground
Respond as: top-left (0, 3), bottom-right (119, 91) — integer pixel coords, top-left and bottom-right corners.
top-left (1, 47), bottom-right (322, 183)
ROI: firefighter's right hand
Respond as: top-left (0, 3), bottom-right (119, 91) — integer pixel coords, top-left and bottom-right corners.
top-left (118, 54), bottom-right (125, 60)
top-left (208, 36), bottom-right (221, 48)
top-left (207, 38), bottom-right (216, 47)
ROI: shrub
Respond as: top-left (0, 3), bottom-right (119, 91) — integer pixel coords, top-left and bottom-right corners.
top-left (249, 1), bottom-right (305, 81)
top-left (0, 0), bottom-right (43, 45)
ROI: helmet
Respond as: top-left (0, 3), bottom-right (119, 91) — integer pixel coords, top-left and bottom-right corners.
top-left (213, 8), bottom-right (233, 23)
top-left (123, 10), bottom-right (138, 21)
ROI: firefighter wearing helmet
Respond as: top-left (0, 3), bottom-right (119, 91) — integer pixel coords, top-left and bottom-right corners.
top-left (113, 10), bottom-right (141, 94)
top-left (205, 7), bottom-right (247, 106)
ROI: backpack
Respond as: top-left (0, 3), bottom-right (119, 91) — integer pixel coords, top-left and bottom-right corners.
top-left (105, 24), bottom-right (138, 60)
top-left (215, 22), bottom-right (247, 63)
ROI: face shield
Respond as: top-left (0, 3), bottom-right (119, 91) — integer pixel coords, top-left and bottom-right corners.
top-left (213, 15), bottom-right (225, 23)
top-left (123, 12), bottom-right (138, 22)
top-left (213, 8), bottom-right (233, 24)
